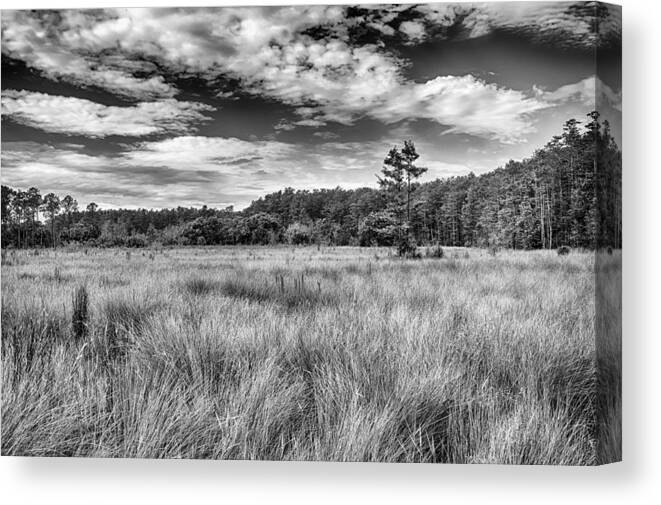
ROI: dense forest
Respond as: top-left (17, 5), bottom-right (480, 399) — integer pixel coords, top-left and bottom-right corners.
top-left (1, 112), bottom-right (621, 251)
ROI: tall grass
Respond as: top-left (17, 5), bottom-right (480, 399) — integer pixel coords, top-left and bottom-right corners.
top-left (1, 246), bottom-right (621, 463)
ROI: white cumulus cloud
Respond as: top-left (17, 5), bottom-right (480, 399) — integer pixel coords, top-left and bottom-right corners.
top-left (1, 90), bottom-right (215, 137)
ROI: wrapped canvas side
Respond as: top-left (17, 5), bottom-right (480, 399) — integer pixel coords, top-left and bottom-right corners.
top-left (594, 1), bottom-right (622, 465)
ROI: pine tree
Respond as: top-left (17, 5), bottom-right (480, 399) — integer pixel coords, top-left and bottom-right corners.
top-left (377, 141), bottom-right (427, 255)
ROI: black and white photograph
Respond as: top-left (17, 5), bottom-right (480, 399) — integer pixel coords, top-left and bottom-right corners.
top-left (1, 1), bottom-right (621, 465)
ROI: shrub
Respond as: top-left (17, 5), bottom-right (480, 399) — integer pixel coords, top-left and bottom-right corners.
top-left (285, 222), bottom-right (312, 245)
top-left (126, 234), bottom-right (148, 248)
top-left (358, 211), bottom-right (398, 246)
top-left (557, 245), bottom-right (571, 256)
top-left (405, 248), bottom-right (422, 259)
top-left (71, 285), bottom-right (89, 342)
top-left (488, 245), bottom-right (499, 256)
top-left (397, 236), bottom-right (418, 258)
top-left (425, 245), bottom-right (444, 259)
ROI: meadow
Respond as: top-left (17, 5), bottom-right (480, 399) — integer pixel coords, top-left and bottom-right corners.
top-left (1, 245), bottom-right (621, 464)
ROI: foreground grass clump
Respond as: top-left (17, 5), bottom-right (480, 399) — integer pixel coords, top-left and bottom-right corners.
top-left (1, 246), bottom-right (620, 463)
top-left (183, 277), bottom-right (220, 296)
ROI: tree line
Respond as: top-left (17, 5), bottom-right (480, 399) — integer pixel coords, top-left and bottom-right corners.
top-left (1, 111), bottom-right (621, 251)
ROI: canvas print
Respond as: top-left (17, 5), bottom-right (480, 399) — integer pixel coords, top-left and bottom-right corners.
top-left (0, 2), bottom-right (621, 464)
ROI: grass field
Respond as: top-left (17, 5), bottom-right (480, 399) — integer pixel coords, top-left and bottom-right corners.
top-left (1, 245), bottom-right (621, 464)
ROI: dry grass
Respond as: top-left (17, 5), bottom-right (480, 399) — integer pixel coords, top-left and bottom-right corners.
top-left (0, 245), bottom-right (621, 463)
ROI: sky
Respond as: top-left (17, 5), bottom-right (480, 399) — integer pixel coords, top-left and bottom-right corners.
top-left (1, 2), bottom-right (622, 210)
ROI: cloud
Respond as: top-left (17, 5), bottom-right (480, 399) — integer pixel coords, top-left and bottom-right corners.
top-left (295, 119), bottom-right (328, 128)
top-left (398, 21), bottom-right (426, 42)
top-left (413, 2), bottom-right (621, 49)
top-left (3, 118), bottom-right (567, 211)
top-left (313, 131), bottom-right (339, 140)
top-left (123, 136), bottom-right (296, 173)
top-left (1, 11), bottom-right (177, 99)
top-left (1, 90), bottom-right (214, 137)
top-left (541, 76), bottom-right (622, 112)
top-left (1, 5), bottom-right (618, 143)
top-left (0, 7), bottom-right (344, 99)
top-left (274, 120), bottom-right (296, 132)
top-left (371, 75), bottom-right (550, 143)
top-left (218, 33), bottom-right (547, 141)
top-left (1, 136), bottom-right (393, 209)
top-left (1, 139), bottom-right (285, 208)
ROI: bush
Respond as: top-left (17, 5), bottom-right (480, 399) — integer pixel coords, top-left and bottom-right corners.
top-left (358, 211), bottom-right (398, 246)
top-left (285, 222), bottom-right (312, 245)
top-left (557, 245), bottom-right (571, 256)
top-left (126, 234), bottom-right (148, 248)
top-left (397, 236), bottom-right (418, 258)
top-left (425, 245), bottom-right (444, 259)
top-left (405, 248), bottom-right (422, 259)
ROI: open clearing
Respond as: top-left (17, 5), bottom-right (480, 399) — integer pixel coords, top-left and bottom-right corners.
top-left (1, 246), bottom-right (621, 463)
